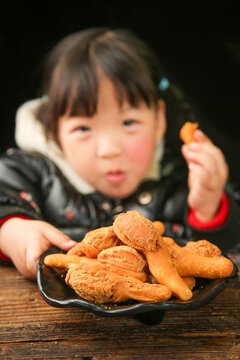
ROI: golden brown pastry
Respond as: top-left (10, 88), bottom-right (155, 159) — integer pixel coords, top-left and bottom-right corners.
top-left (97, 245), bottom-right (147, 281)
top-left (44, 253), bottom-right (147, 282)
top-left (113, 211), bottom-right (159, 251)
top-left (153, 220), bottom-right (165, 235)
top-left (184, 239), bottom-right (222, 257)
top-left (98, 245), bottom-right (146, 272)
top-left (182, 276), bottom-right (196, 291)
top-left (44, 253), bottom-right (78, 268)
top-left (113, 211), bottom-right (192, 300)
top-left (65, 265), bottom-right (172, 303)
top-left (44, 253), bottom-right (101, 270)
top-left (179, 121), bottom-right (198, 144)
top-left (163, 237), bottom-right (233, 278)
top-left (150, 273), bottom-right (196, 291)
top-left (68, 226), bottom-right (121, 257)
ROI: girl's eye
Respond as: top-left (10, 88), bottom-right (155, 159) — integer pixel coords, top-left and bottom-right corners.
top-left (75, 125), bottom-right (90, 132)
top-left (122, 119), bottom-right (136, 127)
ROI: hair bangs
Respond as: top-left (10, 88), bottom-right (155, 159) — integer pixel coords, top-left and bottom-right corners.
top-left (94, 35), bottom-right (159, 110)
top-left (55, 52), bottom-right (99, 119)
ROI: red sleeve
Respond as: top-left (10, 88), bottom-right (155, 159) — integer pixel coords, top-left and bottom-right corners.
top-left (188, 193), bottom-right (229, 230)
top-left (0, 215), bottom-right (31, 263)
top-left (0, 251), bottom-right (11, 262)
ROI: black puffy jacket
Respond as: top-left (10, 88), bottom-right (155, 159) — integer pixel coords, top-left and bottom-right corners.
top-left (0, 148), bottom-right (239, 255)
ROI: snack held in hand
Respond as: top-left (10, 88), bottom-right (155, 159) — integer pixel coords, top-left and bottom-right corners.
top-left (44, 210), bottom-right (234, 304)
top-left (179, 121), bottom-right (198, 144)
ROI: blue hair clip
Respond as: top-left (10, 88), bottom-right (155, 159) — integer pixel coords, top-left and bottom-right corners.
top-left (158, 77), bottom-right (169, 91)
top-left (42, 94), bottom-right (49, 103)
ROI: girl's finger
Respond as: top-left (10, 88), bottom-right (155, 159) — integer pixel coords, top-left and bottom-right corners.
top-left (40, 222), bottom-right (77, 250)
top-left (182, 139), bottom-right (224, 173)
top-left (187, 150), bottom-right (220, 176)
top-left (186, 142), bottom-right (228, 179)
top-left (188, 162), bottom-right (219, 190)
top-left (188, 135), bottom-right (228, 176)
top-left (194, 129), bottom-right (212, 144)
top-left (12, 254), bottom-right (36, 280)
top-left (25, 236), bottom-right (52, 279)
top-left (193, 148), bottom-right (227, 184)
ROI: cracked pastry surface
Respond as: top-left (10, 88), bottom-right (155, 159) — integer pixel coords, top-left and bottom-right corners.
top-left (68, 226), bottom-right (120, 257)
top-left (113, 210), bottom-right (159, 251)
top-left (98, 245), bottom-right (146, 272)
top-left (184, 239), bottom-right (222, 257)
top-left (65, 265), bottom-right (172, 303)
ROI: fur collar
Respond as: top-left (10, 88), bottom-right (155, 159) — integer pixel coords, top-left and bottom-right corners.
top-left (15, 99), bottom-right (164, 194)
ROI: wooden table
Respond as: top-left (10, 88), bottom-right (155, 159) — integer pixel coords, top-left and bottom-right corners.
top-left (1, 254), bottom-right (240, 360)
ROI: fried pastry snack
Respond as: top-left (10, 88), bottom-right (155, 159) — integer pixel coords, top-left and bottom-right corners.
top-left (153, 220), bottom-right (165, 235)
top-left (163, 237), bottom-right (233, 278)
top-left (98, 245), bottom-right (146, 272)
top-left (113, 211), bottom-right (159, 251)
top-left (185, 239), bottom-right (222, 257)
top-left (44, 253), bottom-right (147, 282)
top-left (113, 210), bottom-right (193, 300)
top-left (150, 273), bottom-right (196, 291)
top-left (68, 226), bottom-right (120, 257)
top-left (179, 121), bottom-right (198, 144)
top-left (44, 253), bottom-right (87, 268)
top-left (97, 245), bottom-right (147, 281)
top-left (182, 276), bottom-right (196, 291)
top-left (65, 265), bottom-right (172, 303)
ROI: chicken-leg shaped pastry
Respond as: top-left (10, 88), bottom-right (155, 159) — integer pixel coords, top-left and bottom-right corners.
top-left (163, 237), bottom-right (233, 278)
top-left (113, 211), bottom-right (192, 300)
top-left (44, 252), bottom-right (147, 281)
top-left (44, 253), bottom-right (102, 270)
top-left (68, 226), bottom-right (121, 257)
top-left (65, 266), bottom-right (172, 303)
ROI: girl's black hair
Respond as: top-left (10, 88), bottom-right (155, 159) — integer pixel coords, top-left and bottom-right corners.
top-left (37, 27), bottom-right (197, 153)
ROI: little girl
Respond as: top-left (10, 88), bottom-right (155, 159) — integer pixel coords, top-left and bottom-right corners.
top-left (0, 27), bottom-right (239, 279)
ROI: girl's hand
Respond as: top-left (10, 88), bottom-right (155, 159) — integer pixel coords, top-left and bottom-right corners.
top-left (181, 129), bottom-right (228, 222)
top-left (0, 218), bottom-right (77, 279)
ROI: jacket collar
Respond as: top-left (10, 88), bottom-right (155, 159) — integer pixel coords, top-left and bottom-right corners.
top-left (15, 99), bottom-right (164, 194)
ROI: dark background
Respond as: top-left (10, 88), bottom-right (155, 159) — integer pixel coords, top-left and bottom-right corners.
top-left (0, 1), bottom-right (240, 184)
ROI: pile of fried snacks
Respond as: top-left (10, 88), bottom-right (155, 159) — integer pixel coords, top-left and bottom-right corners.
top-left (44, 210), bottom-right (233, 304)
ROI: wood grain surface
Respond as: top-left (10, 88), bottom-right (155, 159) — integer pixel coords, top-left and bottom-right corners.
top-left (0, 254), bottom-right (239, 360)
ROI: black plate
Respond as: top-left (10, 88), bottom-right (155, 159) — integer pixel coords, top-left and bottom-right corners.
top-left (37, 245), bottom-right (238, 323)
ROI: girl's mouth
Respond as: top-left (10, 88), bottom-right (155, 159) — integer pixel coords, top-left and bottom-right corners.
top-left (106, 171), bottom-right (126, 184)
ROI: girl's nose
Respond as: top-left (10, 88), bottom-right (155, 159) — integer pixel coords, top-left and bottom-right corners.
top-left (96, 132), bottom-right (122, 159)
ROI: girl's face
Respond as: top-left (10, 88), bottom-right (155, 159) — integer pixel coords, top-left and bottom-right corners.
top-left (58, 75), bottom-right (166, 198)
